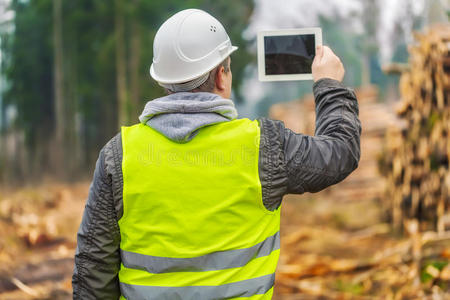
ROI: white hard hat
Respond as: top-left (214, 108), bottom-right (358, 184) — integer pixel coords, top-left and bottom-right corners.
top-left (150, 9), bottom-right (238, 84)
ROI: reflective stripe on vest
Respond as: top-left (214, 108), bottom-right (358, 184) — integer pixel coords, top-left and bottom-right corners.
top-left (120, 274), bottom-right (275, 300)
top-left (119, 119), bottom-right (281, 299)
top-left (120, 231), bottom-right (280, 273)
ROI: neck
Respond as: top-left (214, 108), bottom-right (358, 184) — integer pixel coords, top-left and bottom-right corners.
top-left (212, 89), bottom-right (229, 99)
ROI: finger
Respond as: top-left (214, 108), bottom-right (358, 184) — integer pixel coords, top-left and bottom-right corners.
top-left (322, 46), bottom-right (334, 59)
top-left (315, 45), bottom-right (324, 60)
top-left (312, 46), bottom-right (323, 67)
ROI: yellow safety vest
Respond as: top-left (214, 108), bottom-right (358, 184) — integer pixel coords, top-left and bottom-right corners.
top-left (119, 119), bottom-right (281, 299)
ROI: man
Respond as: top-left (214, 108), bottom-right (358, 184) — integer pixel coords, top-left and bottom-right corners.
top-left (73, 9), bottom-right (361, 300)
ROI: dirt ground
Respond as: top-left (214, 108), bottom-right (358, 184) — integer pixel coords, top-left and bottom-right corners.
top-left (0, 180), bottom-right (448, 299)
top-left (0, 93), bottom-right (449, 299)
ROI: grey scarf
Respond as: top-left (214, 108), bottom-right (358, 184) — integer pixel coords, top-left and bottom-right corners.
top-left (139, 92), bottom-right (238, 143)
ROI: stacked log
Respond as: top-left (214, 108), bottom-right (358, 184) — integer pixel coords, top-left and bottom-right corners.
top-left (379, 25), bottom-right (450, 233)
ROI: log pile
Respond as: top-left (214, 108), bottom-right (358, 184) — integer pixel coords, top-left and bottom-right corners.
top-left (378, 25), bottom-right (450, 233)
top-left (269, 85), bottom-right (450, 298)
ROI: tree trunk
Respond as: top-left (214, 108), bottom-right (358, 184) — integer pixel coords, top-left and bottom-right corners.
top-left (115, 0), bottom-right (128, 128)
top-left (52, 0), bottom-right (65, 176)
top-left (65, 33), bottom-right (81, 177)
top-left (361, 54), bottom-right (371, 86)
top-left (129, 0), bottom-right (141, 122)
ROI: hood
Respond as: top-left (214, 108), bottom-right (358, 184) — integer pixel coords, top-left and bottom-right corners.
top-left (138, 92), bottom-right (238, 143)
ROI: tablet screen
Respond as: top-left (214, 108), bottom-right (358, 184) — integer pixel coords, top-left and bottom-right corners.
top-left (264, 34), bottom-right (315, 75)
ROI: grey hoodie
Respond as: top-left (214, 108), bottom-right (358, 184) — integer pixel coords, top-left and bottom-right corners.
top-left (139, 92), bottom-right (238, 143)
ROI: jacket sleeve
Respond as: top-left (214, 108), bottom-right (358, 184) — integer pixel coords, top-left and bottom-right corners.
top-left (72, 135), bottom-right (122, 299)
top-left (284, 78), bottom-right (361, 193)
top-left (258, 78), bottom-right (361, 210)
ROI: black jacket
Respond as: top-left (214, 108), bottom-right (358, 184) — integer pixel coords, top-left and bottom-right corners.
top-left (72, 78), bottom-right (361, 299)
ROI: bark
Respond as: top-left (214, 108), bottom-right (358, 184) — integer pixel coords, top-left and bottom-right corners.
top-left (129, 0), bottom-right (141, 122)
top-left (52, 0), bottom-right (65, 175)
top-left (114, 0), bottom-right (128, 128)
top-left (361, 54), bottom-right (371, 87)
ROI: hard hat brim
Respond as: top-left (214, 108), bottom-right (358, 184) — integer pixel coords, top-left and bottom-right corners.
top-left (150, 45), bottom-right (239, 85)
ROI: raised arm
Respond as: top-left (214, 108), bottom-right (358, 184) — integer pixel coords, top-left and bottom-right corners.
top-left (283, 77), bottom-right (361, 193)
top-left (258, 46), bottom-right (361, 211)
top-left (286, 45), bottom-right (360, 193)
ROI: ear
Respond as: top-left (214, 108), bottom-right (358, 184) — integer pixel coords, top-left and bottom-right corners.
top-left (214, 66), bottom-right (227, 91)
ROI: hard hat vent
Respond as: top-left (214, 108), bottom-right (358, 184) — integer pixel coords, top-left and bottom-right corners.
top-left (210, 25), bottom-right (217, 32)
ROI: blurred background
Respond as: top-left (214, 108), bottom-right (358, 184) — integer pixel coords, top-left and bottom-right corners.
top-left (0, 0), bottom-right (449, 299)
top-left (0, 0), bottom-right (440, 182)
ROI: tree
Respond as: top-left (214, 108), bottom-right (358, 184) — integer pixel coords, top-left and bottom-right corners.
top-left (3, 0), bottom-right (54, 178)
top-left (1, 0), bottom-right (255, 182)
top-left (114, 0), bottom-right (128, 128)
top-left (52, 0), bottom-right (65, 174)
top-left (129, 0), bottom-right (141, 122)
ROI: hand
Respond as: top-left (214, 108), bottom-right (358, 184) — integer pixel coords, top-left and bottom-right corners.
top-left (312, 45), bottom-right (345, 82)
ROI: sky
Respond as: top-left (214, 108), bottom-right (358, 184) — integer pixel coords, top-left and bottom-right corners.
top-left (0, 0), bottom-right (13, 27)
top-left (245, 0), bottom-right (362, 35)
top-left (0, 0), bottom-right (13, 127)
top-left (246, 0), bottom-right (429, 63)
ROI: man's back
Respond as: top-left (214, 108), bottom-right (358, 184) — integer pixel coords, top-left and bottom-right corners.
top-left (119, 119), bottom-right (280, 299)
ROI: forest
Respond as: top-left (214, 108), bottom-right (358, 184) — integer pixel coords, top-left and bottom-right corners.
top-left (0, 0), bottom-right (422, 183)
top-left (0, 0), bottom-right (254, 182)
top-left (0, 0), bottom-right (449, 299)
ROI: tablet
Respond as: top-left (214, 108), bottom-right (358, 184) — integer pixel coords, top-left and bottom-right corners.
top-left (257, 28), bottom-right (322, 81)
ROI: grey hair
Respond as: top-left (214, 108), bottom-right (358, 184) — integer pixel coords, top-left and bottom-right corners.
top-left (163, 57), bottom-right (230, 94)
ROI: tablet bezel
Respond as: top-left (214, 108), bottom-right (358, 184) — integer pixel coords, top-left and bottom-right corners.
top-left (257, 28), bottom-right (322, 81)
